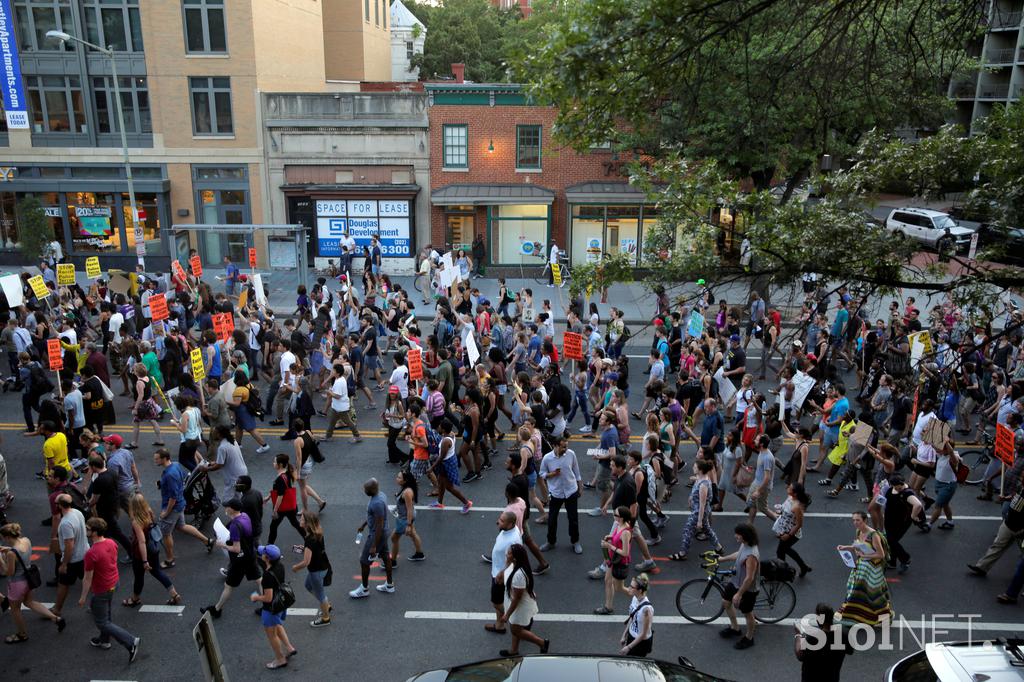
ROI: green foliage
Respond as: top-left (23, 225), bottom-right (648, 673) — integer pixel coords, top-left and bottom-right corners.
top-left (17, 195), bottom-right (50, 263)
top-left (568, 252), bottom-right (634, 300)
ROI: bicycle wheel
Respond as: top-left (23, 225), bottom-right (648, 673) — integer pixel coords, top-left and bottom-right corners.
top-left (753, 580), bottom-right (797, 624)
top-left (534, 263), bottom-right (550, 286)
top-left (675, 578), bottom-right (726, 624)
top-left (960, 449), bottom-right (990, 485)
top-left (413, 273), bottom-right (426, 293)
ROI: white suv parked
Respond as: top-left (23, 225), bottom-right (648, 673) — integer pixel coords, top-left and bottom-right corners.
top-left (884, 207), bottom-right (977, 251)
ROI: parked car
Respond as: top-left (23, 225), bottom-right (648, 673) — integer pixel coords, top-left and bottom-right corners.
top-left (975, 223), bottom-right (1024, 265)
top-left (884, 208), bottom-right (978, 252)
top-left (406, 654), bottom-right (733, 682)
top-left (886, 638), bottom-right (1024, 681)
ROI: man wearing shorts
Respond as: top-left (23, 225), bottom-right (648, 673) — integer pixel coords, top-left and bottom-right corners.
top-left (52, 493), bottom-right (88, 616)
top-left (154, 449), bottom-right (212, 567)
top-left (746, 435), bottom-right (779, 524)
top-left (350, 478), bottom-right (394, 598)
top-left (201, 499), bottom-right (261, 618)
top-left (487, 511), bottom-right (522, 633)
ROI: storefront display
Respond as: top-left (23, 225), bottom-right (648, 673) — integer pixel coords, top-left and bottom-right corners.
top-left (569, 204), bottom-right (654, 266)
top-left (490, 204), bottom-right (549, 264)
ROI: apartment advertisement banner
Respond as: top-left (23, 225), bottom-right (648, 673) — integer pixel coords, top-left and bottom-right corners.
top-left (0, 0), bottom-right (28, 129)
top-left (316, 199), bottom-right (411, 258)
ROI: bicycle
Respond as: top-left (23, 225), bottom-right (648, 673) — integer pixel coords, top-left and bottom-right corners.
top-left (675, 550), bottom-right (797, 625)
top-left (960, 431), bottom-right (995, 486)
top-left (533, 254), bottom-right (573, 287)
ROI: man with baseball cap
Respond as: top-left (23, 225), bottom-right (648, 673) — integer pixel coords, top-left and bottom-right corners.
top-left (103, 434), bottom-right (140, 513)
top-left (201, 498), bottom-right (261, 619)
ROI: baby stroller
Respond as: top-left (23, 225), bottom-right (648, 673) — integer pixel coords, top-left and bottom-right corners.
top-left (183, 466), bottom-right (217, 530)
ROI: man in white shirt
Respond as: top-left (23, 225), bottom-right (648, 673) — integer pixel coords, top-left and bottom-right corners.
top-left (488, 511), bottom-right (523, 633)
top-left (538, 435), bottom-right (582, 553)
top-left (270, 339), bottom-right (298, 425)
top-left (247, 313), bottom-right (261, 374)
top-left (323, 362), bottom-right (361, 443)
top-left (340, 232), bottom-right (357, 273)
top-left (389, 354), bottom-right (409, 400)
top-left (547, 241), bottom-right (560, 287)
top-left (108, 308), bottom-right (124, 345)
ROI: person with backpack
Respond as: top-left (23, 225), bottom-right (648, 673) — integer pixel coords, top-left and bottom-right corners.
top-left (250, 543), bottom-right (297, 669)
top-left (19, 351), bottom-right (52, 433)
top-left (291, 418), bottom-right (327, 513)
top-left (323, 363), bottom-right (362, 443)
top-left (226, 368), bottom-right (271, 454)
top-left (123, 493), bottom-right (182, 607)
top-left (266, 454), bottom-right (305, 546)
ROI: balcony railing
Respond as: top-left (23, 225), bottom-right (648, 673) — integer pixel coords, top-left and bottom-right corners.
top-left (984, 47), bottom-right (1017, 64)
top-left (977, 83), bottom-right (1011, 98)
top-left (991, 9), bottom-right (1022, 29)
top-left (263, 92), bottom-right (428, 124)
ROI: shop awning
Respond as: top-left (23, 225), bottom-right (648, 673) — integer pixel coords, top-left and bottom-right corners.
top-left (431, 183), bottom-right (555, 206)
top-left (565, 182), bottom-right (647, 204)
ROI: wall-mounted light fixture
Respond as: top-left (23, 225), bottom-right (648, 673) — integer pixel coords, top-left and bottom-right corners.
top-left (487, 139), bottom-right (494, 153)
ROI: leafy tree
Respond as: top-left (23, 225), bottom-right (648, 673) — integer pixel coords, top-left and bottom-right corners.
top-left (17, 196), bottom-right (50, 263)
top-left (410, 0), bottom-right (514, 82)
top-left (568, 252), bottom-right (634, 302)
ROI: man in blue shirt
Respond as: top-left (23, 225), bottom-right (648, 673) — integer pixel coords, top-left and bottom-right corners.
top-left (154, 449), bottom-right (212, 567)
top-left (351, 477), bottom-right (393, 598)
top-left (223, 256), bottom-right (240, 297)
top-left (655, 328), bottom-right (671, 372)
top-left (687, 398), bottom-right (726, 454)
top-left (825, 385), bottom-right (850, 451)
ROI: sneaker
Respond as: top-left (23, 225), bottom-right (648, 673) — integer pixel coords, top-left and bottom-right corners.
top-left (844, 483), bottom-right (858, 491)
top-left (350, 437), bottom-right (364, 444)
top-left (648, 535), bottom-right (663, 546)
top-left (719, 626), bottom-right (741, 638)
top-left (817, 478), bottom-right (832, 486)
top-left (539, 543), bottom-right (554, 552)
top-left (481, 462), bottom-right (493, 471)
top-left (429, 502), bottom-right (445, 509)
top-left (128, 637), bottom-right (140, 663)
top-left (588, 567), bottom-right (605, 580)
top-left (310, 617), bottom-right (332, 628)
top-left (256, 444), bottom-right (270, 454)
top-left (348, 585), bottom-right (370, 599)
top-left (587, 508), bottom-right (604, 517)
top-left (461, 501), bottom-right (474, 515)
top-left (464, 472), bottom-right (480, 483)
top-left (408, 553), bottom-right (426, 562)
top-left (967, 564), bottom-right (986, 577)
top-left (578, 425), bottom-right (593, 434)
top-left (199, 605), bottom-right (222, 619)
top-left (219, 567), bottom-right (229, 578)
top-left (654, 516), bottom-right (668, 529)
top-left (90, 637), bottom-right (112, 650)
top-left (534, 563), bottom-right (550, 575)
top-left (898, 563), bottom-right (910, 575)
top-left (481, 554), bottom-right (492, 563)
top-left (635, 559), bottom-right (656, 572)
top-left (734, 636), bottom-right (754, 650)
top-left (376, 582), bottom-right (395, 594)
top-left (572, 543), bottom-right (583, 554)
top-left (939, 521), bottom-right (955, 530)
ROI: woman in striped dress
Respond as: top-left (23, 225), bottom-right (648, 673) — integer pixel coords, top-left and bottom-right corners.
top-left (836, 511), bottom-right (892, 627)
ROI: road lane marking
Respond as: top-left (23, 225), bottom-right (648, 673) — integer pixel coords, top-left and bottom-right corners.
top-left (413, 505), bottom-right (1004, 522)
top-left (139, 605), bottom-right (185, 615)
top-left (404, 611), bottom-right (1024, 632)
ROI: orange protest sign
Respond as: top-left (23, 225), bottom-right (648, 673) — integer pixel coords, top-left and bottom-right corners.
top-left (563, 331), bottom-right (584, 360)
top-left (407, 348), bottom-right (423, 381)
top-left (47, 338), bottom-right (62, 371)
top-left (248, 247), bottom-right (257, 269)
top-left (171, 259), bottom-right (186, 282)
top-left (996, 423), bottom-right (1016, 465)
top-left (149, 292), bottom-right (168, 321)
top-left (190, 255), bottom-right (203, 278)
top-left (213, 312), bottom-right (234, 342)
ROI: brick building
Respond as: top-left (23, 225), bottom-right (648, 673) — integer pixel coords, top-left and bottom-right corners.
top-left (426, 81), bottom-right (660, 269)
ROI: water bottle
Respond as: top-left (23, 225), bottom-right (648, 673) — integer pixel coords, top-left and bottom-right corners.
top-left (355, 531), bottom-right (364, 545)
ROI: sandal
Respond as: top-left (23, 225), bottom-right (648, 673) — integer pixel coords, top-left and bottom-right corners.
top-left (122, 598), bottom-right (143, 608)
top-left (826, 490), bottom-right (839, 498)
top-left (5, 633), bottom-right (28, 644)
top-left (160, 559), bottom-right (176, 569)
top-left (125, 443), bottom-right (139, 450)
top-left (167, 594), bottom-right (183, 606)
top-left (668, 552), bottom-right (687, 561)
top-left (266, 661), bottom-right (288, 670)
top-left (484, 624), bottom-right (507, 634)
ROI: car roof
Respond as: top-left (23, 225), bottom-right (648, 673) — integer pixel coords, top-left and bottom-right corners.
top-left (927, 639), bottom-right (1024, 682)
top-left (889, 207), bottom-right (950, 218)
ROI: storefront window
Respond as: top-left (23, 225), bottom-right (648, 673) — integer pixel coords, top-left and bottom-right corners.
top-left (122, 193), bottom-right (165, 256)
top-left (445, 208), bottom-right (474, 252)
top-left (606, 206), bottom-right (639, 265)
top-left (14, 191), bottom-right (64, 249)
top-left (490, 204), bottom-right (548, 264)
top-left (639, 205), bottom-right (660, 263)
top-left (67, 191), bottom-right (121, 253)
top-left (570, 205), bottom-right (604, 264)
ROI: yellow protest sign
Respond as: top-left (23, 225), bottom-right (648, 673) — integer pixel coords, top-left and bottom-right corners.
top-left (56, 263), bottom-right (75, 286)
top-left (909, 330), bottom-right (933, 356)
top-left (28, 275), bottom-right (50, 299)
top-left (190, 347), bottom-right (206, 381)
top-left (552, 263), bottom-right (562, 286)
top-left (237, 288), bottom-right (248, 309)
top-left (85, 256), bottom-right (101, 279)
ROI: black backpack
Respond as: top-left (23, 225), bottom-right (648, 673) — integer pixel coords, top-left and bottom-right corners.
top-left (28, 364), bottom-right (54, 396)
top-left (245, 384), bottom-right (265, 419)
top-left (65, 483), bottom-right (91, 520)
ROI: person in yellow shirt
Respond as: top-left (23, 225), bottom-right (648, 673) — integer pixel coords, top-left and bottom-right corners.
top-left (818, 411), bottom-right (857, 495)
top-left (40, 421), bottom-right (69, 478)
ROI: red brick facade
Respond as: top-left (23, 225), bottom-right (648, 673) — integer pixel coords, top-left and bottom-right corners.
top-left (427, 102), bottom-right (618, 254)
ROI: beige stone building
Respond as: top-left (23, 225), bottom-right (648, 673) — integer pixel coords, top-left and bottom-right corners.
top-left (0, 0), bottom-right (390, 272)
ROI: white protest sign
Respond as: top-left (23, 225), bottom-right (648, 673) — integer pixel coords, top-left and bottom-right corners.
top-left (252, 273), bottom-right (267, 306)
top-left (778, 394), bottom-right (786, 421)
top-left (466, 330), bottom-right (480, 366)
top-left (714, 366), bottom-right (736, 406)
top-left (791, 371), bottom-right (816, 410)
top-left (0, 274), bottom-right (23, 307)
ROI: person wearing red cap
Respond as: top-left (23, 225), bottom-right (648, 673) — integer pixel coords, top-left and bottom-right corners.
top-left (103, 434), bottom-right (141, 514)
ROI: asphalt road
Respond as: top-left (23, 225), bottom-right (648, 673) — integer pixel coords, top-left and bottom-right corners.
top-left (0, 346), bottom-right (1019, 682)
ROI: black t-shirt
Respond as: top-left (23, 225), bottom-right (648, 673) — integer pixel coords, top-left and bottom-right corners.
top-left (800, 630), bottom-right (852, 682)
top-left (509, 473), bottom-right (531, 521)
top-left (88, 469), bottom-right (119, 520)
top-left (240, 488), bottom-right (263, 536)
top-left (884, 488), bottom-right (915, 529)
top-left (260, 561), bottom-right (286, 609)
top-left (610, 472), bottom-right (637, 510)
top-left (361, 326), bottom-right (379, 356)
top-left (303, 534), bottom-right (330, 572)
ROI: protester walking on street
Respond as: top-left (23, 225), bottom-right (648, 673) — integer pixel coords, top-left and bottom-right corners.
top-left (124, 493), bottom-right (182, 607)
top-left (390, 469), bottom-right (425, 563)
top-left (621, 573), bottom-right (654, 657)
top-left (773, 483), bottom-right (812, 577)
top-left (251, 544), bottom-right (297, 669)
top-left (487, 511), bottom-right (522, 634)
top-left (538, 435), bottom-right (582, 554)
top-left (969, 487), bottom-right (1024, 577)
top-left (594, 506), bottom-right (633, 615)
top-left (292, 419), bottom-right (327, 512)
top-left (0, 522), bottom-right (66, 643)
top-left (718, 523), bottom-right (761, 650)
top-left (201, 499), bottom-right (262, 619)
top-left (669, 458), bottom-right (722, 561)
top-left (79, 518), bottom-right (139, 661)
top-left (267, 454), bottom-right (305, 546)
top-left (498, 543), bottom-right (548, 656)
top-left (350, 478), bottom-right (394, 598)
top-left (154, 448), bottom-right (214, 567)
top-left (883, 475), bottom-right (926, 574)
top-left (293, 509), bottom-right (333, 627)
top-left (837, 511), bottom-right (893, 627)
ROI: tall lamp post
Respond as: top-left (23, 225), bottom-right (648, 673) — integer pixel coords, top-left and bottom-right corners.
top-left (46, 30), bottom-right (145, 269)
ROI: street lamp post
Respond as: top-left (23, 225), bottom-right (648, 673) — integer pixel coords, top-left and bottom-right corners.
top-left (46, 30), bottom-right (145, 269)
